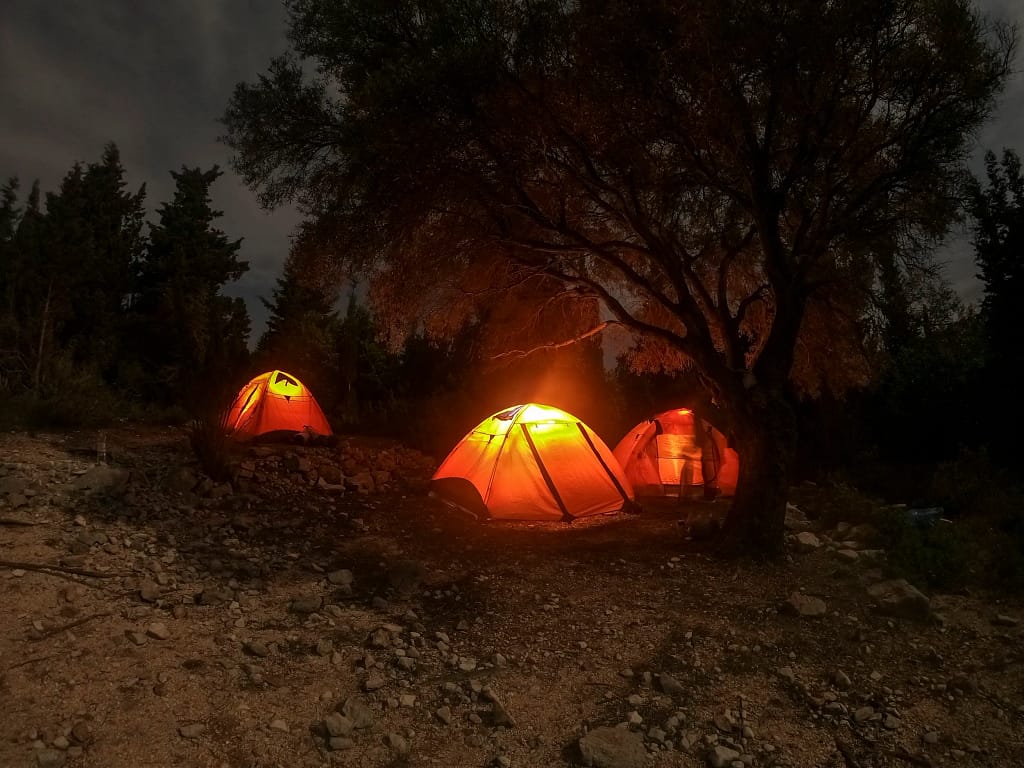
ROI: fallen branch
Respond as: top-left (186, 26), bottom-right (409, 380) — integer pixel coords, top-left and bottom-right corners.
top-left (5, 654), bottom-right (55, 672)
top-left (30, 611), bottom-right (113, 641)
top-left (0, 559), bottom-right (131, 579)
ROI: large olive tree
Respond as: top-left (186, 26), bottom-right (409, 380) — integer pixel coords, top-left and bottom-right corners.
top-left (224, 0), bottom-right (1012, 553)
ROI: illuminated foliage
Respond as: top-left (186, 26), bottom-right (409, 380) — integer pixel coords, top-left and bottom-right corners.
top-left (224, 0), bottom-right (1012, 553)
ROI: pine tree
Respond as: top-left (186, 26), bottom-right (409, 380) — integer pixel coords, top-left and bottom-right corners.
top-left (256, 248), bottom-right (339, 401)
top-left (135, 165), bottom-right (250, 403)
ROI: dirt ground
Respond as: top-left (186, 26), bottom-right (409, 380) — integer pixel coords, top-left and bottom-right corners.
top-left (1, 427), bottom-right (1022, 768)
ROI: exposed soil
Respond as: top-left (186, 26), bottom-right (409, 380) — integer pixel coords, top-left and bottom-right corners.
top-left (0, 427), bottom-right (1022, 768)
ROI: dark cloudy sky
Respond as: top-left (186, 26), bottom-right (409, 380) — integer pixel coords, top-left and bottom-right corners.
top-left (1, 1), bottom-right (1022, 342)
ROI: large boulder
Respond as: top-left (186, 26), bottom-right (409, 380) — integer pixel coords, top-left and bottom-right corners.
top-left (867, 579), bottom-right (930, 621)
top-left (69, 466), bottom-right (130, 496)
top-left (578, 726), bottom-right (647, 768)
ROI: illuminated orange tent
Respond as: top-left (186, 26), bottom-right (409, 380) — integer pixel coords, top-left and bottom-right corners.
top-left (224, 370), bottom-right (332, 441)
top-left (431, 403), bottom-right (635, 521)
top-left (613, 408), bottom-right (739, 498)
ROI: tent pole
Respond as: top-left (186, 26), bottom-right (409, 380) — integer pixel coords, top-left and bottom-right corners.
top-left (576, 423), bottom-right (632, 505)
top-left (520, 424), bottom-right (572, 522)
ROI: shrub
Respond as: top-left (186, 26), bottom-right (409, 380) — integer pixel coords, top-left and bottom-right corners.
top-left (874, 508), bottom-right (972, 591)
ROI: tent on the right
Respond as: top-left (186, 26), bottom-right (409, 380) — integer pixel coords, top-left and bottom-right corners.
top-left (613, 408), bottom-right (739, 499)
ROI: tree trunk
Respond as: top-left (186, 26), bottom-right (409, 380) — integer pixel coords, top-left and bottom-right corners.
top-left (32, 280), bottom-right (52, 397)
top-left (716, 387), bottom-right (798, 556)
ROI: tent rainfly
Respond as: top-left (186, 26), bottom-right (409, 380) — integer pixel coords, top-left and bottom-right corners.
top-left (224, 370), bottom-right (332, 441)
top-left (431, 403), bottom-right (635, 521)
top-left (613, 408), bottom-right (739, 498)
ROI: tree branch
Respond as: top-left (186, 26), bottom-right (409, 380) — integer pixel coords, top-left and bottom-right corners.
top-left (490, 320), bottom-right (620, 359)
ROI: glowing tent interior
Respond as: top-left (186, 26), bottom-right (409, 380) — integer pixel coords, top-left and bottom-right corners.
top-left (431, 403), bottom-right (635, 521)
top-left (613, 409), bottom-right (739, 498)
top-left (224, 370), bottom-right (332, 441)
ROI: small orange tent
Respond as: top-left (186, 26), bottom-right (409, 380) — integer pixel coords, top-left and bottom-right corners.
top-left (431, 403), bottom-right (635, 521)
top-left (224, 370), bottom-right (332, 441)
top-left (613, 408), bottom-right (739, 498)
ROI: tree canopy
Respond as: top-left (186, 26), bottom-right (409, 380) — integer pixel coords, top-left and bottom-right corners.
top-left (224, 0), bottom-right (1013, 552)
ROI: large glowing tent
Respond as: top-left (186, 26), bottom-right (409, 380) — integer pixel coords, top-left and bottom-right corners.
top-left (224, 370), bottom-right (332, 441)
top-left (613, 409), bottom-right (739, 498)
top-left (431, 403), bottom-right (635, 521)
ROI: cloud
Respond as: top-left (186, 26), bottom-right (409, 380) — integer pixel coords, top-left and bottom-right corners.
top-left (0, 0), bottom-right (296, 342)
top-left (1, 0), bottom-right (1022, 339)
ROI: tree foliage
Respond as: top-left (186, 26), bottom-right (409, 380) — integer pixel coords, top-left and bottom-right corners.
top-left (225, 0), bottom-right (1012, 553)
top-left (968, 148), bottom-right (1024, 461)
top-left (134, 166), bottom-right (250, 403)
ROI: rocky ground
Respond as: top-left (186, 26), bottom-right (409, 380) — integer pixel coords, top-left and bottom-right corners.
top-left (0, 427), bottom-right (1022, 768)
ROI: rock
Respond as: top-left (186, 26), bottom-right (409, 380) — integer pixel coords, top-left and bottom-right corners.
top-left (883, 714), bottom-right (901, 729)
top-left (345, 473), bottom-right (375, 494)
top-left (269, 719), bottom-right (288, 732)
top-left (317, 476), bottom-right (345, 492)
top-left (341, 697), bottom-right (374, 729)
top-left (320, 465), bottom-right (343, 485)
top-left (147, 622), bottom-right (170, 640)
top-left (794, 531), bottom-right (822, 551)
top-left (125, 630), bottom-right (148, 646)
top-left (833, 670), bottom-right (852, 690)
top-left (782, 592), bottom-right (827, 618)
top-left (70, 722), bottom-right (93, 745)
top-left (328, 737), bottom-right (355, 751)
top-left (923, 731), bottom-right (940, 744)
top-left (853, 706), bottom-right (875, 723)
top-left (992, 614), bottom-right (1019, 627)
top-left (138, 579), bottom-right (161, 603)
top-left (178, 723), bottom-right (205, 739)
top-left (387, 732), bottom-right (409, 753)
top-left (707, 745), bottom-right (741, 767)
top-left (436, 706), bottom-right (452, 725)
top-left (578, 726), bottom-right (647, 768)
top-left (290, 596), bottom-right (323, 614)
top-left (867, 579), bottom-right (930, 621)
top-left (328, 569), bottom-right (353, 586)
top-left (364, 673), bottom-right (386, 691)
top-left (659, 673), bottom-right (685, 696)
top-left (777, 666), bottom-right (796, 683)
top-left (244, 639), bottom-right (271, 657)
top-left (35, 749), bottom-right (65, 768)
top-left (197, 586), bottom-right (233, 606)
top-left (69, 466), bottom-right (130, 496)
top-left (835, 549), bottom-right (859, 562)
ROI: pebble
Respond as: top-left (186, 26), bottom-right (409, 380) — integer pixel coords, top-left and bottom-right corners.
top-left (244, 639), bottom-right (270, 657)
top-left (178, 723), bottom-right (205, 739)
